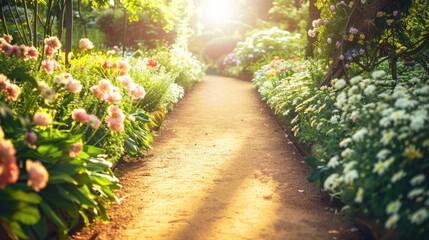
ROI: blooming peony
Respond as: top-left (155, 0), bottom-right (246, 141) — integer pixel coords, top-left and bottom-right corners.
top-left (44, 36), bottom-right (62, 50)
top-left (26, 160), bottom-right (49, 192)
top-left (118, 75), bottom-right (134, 90)
top-left (105, 105), bottom-right (125, 132)
top-left (33, 112), bottom-right (52, 126)
top-left (69, 142), bottom-right (82, 157)
top-left (5, 83), bottom-right (21, 101)
top-left (66, 78), bottom-right (82, 93)
top-left (130, 85), bottom-right (146, 99)
top-left (0, 138), bottom-right (19, 189)
top-left (87, 114), bottom-right (101, 129)
top-left (79, 38), bottom-right (94, 50)
top-left (72, 108), bottom-right (89, 123)
top-left (114, 60), bottom-right (130, 75)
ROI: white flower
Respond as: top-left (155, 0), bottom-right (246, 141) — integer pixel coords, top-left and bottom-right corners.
top-left (323, 173), bottom-right (342, 191)
top-left (408, 188), bottom-right (425, 199)
top-left (373, 157), bottom-right (394, 175)
top-left (364, 85), bottom-right (376, 96)
top-left (350, 111), bottom-right (358, 122)
top-left (371, 70), bottom-right (386, 79)
top-left (380, 130), bottom-right (395, 145)
top-left (327, 38), bottom-right (332, 44)
top-left (349, 27), bottom-right (359, 34)
top-left (344, 169), bottom-right (358, 184)
top-left (392, 85), bottom-right (408, 99)
top-left (386, 200), bottom-right (401, 214)
top-left (376, 149), bottom-right (391, 160)
top-left (394, 98), bottom-right (417, 109)
top-left (335, 92), bottom-right (347, 107)
top-left (350, 76), bottom-right (363, 85)
top-left (344, 161), bottom-right (356, 172)
top-left (413, 86), bottom-right (429, 95)
top-left (389, 110), bottom-right (407, 121)
top-left (327, 156), bottom-right (340, 168)
top-left (410, 174), bottom-right (426, 186)
top-left (410, 110), bottom-right (427, 131)
top-left (348, 94), bottom-right (362, 104)
top-left (410, 208), bottom-right (429, 225)
top-left (385, 214), bottom-right (399, 229)
top-left (352, 128), bottom-right (368, 141)
top-left (339, 55), bottom-right (345, 60)
top-left (334, 79), bottom-right (346, 89)
top-left (391, 170), bottom-right (406, 183)
top-left (330, 115), bottom-right (340, 124)
top-left (355, 187), bottom-right (364, 203)
top-left (341, 148), bottom-right (354, 158)
top-left (339, 138), bottom-right (352, 148)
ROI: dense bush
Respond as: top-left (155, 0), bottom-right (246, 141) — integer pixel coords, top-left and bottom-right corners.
top-left (252, 55), bottom-right (429, 239)
top-left (221, 27), bottom-right (305, 77)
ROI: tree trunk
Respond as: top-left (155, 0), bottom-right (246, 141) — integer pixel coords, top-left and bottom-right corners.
top-left (306, 0), bottom-right (319, 58)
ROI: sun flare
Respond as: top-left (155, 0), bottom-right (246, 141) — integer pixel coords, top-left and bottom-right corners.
top-left (200, 0), bottom-right (236, 25)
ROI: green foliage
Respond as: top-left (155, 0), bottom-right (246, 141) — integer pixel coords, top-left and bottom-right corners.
top-left (252, 55), bottom-right (429, 239)
top-left (221, 27), bottom-right (305, 77)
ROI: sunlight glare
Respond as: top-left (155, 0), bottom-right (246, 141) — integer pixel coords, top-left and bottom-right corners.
top-left (200, 0), bottom-right (236, 25)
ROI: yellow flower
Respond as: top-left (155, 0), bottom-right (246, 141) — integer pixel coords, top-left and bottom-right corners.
top-left (358, 40), bottom-right (364, 45)
top-left (348, 34), bottom-right (355, 41)
top-left (359, 34), bottom-right (365, 39)
top-left (405, 145), bottom-right (423, 161)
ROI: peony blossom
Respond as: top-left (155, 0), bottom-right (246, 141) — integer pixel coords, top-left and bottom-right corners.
top-left (147, 59), bottom-right (158, 67)
top-left (26, 160), bottom-right (49, 192)
top-left (105, 105), bottom-right (125, 132)
top-left (5, 83), bottom-right (21, 101)
top-left (98, 79), bottom-right (112, 93)
top-left (41, 58), bottom-right (60, 74)
top-left (33, 112), bottom-right (52, 126)
top-left (0, 138), bottom-right (19, 189)
top-left (130, 85), bottom-right (146, 99)
top-left (87, 114), bottom-right (101, 129)
top-left (27, 46), bottom-right (38, 60)
top-left (114, 60), bottom-right (130, 75)
top-left (44, 36), bottom-right (62, 50)
top-left (66, 78), bottom-right (82, 93)
top-left (69, 142), bottom-right (82, 157)
top-left (79, 38), bottom-right (94, 50)
top-left (3, 34), bottom-right (13, 43)
top-left (72, 108), bottom-right (89, 123)
top-left (106, 87), bottom-right (122, 103)
top-left (118, 75), bottom-right (134, 90)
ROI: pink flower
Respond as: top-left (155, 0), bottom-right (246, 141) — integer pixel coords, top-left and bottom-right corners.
top-left (33, 112), bottom-right (52, 126)
top-left (0, 74), bottom-right (10, 90)
top-left (118, 75), bottom-right (134, 90)
top-left (98, 79), bottom-right (112, 92)
top-left (27, 46), bottom-right (38, 60)
top-left (69, 142), bottom-right (82, 157)
top-left (44, 46), bottom-right (55, 58)
top-left (113, 46), bottom-right (120, 52)
top-left (25, 132), bottom-right (37, 146)
top-left (87, 114), bottom-right (101, 129)
top-left (3, 34), bottom-right (13, 43)
top-left (0, 138), bottom-right (19, 189)
top-left (79, 38), bottom-right (94, 50)
top-left (114, 60), bottom-right (130, 75)
top-left (66, 78), bottom-right (82, 93)
top-left (42, 58), bottom-right (57, 74)
top-left (44, 36), bottom-right (61, 50)
top-left (26, 160), bottom-right (49, 192)
top-left (2, 43), bottom-right (12, 56)
top-left (130, 85), bottom-right (146, 99)
top-left (106, 88), bottom-right (122, 103)
top-left (90, 85), bottom-right (104, 100)
top-left (5, 83), bottom-right (21, 101)
top-left (72, 108), bottom-right (89, 123)
top-left (105, 105), bottom-right (125, 132)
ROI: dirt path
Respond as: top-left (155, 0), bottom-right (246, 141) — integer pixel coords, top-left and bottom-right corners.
top-left (72, 76), bottom-right (361, 240)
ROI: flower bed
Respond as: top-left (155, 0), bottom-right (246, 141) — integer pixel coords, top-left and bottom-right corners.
top-left (252, 55), bottom-right (429, 239)
top-left (0, 35), bottom-right (204, 239)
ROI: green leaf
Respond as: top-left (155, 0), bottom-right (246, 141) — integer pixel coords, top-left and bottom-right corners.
top-left (124, 138), bottom-right (138, 156)
top-left (304, 156), bottom-right (322, 169)
top-left (48, 172), bottom-right (78, 185)
top-left (39, 201), bottom-right (67, 231)
top-left (12, 203), bottom-right (40, 225)
top-left (307, 170), bottom-right (321, 183)
top-left (84, 145), bottom-right (105, 156)
top-left (9, 68), bottom-right (37, 88)
top-left (7, 189), bottom-right (42, 204)
top-left (9, 221), bottom-right (29, 240)
top-left (62, 185), bottom-right (97, 207)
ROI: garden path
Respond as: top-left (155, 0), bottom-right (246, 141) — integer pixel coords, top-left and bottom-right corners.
top-left (72, 75), bottom-right (361, 240)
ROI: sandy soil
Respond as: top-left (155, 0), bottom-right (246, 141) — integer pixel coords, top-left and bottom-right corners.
top-left (71, 75), bottom-right (362, 240)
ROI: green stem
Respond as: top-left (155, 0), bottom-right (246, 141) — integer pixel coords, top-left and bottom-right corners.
top-left (33, 0), bottom-right (38, 46)
top-left (11, 0), bottom-right (28, 45)
top-left (22, 0), bottom-right (32, 44)
top-left (5, 0), bottom-right (26, 44)
top-left (92, 132), bottom-right (108, 147)
top-left (0, 1), bottom-right (9, 35)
